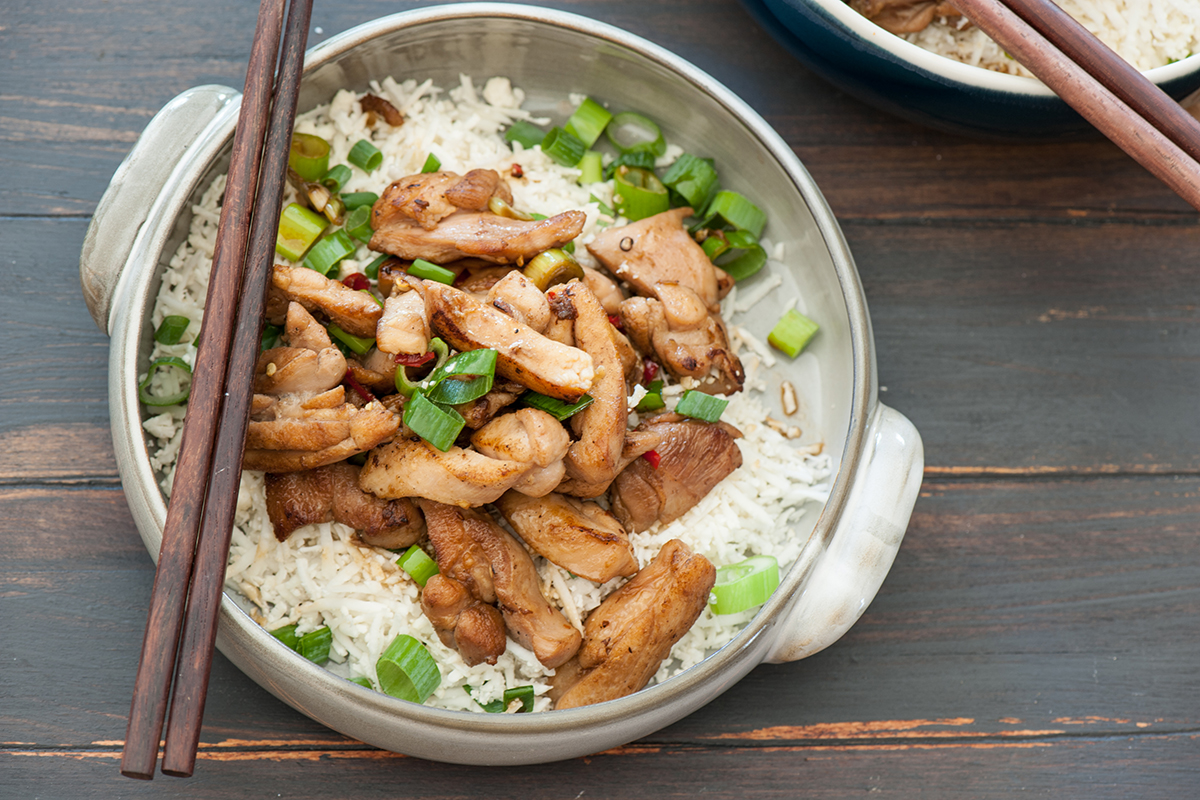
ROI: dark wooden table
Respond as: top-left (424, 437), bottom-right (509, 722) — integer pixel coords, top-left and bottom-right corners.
top-left (4, 0), bottom-right (1199, 796)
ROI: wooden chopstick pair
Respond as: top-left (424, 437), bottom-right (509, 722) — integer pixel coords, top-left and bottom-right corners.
top-left (121, 0), bottom-right (312, 780)
top-left (951, 0), bottom-right (1200, 211)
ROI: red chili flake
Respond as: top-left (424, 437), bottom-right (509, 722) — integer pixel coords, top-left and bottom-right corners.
top-left (607, 314), bottom-right (624, 331)
top-left (342, 273), bottom-right (370, 291)
top-left (395, 351), bottom-right (436, 367)
top-left (642, 450), bottom-right (661, 470)
top-left (343, 369), bottom-right (376, 402)
top-left (642, 358), bottom-right (659, 384)
top-left (511, 163), bottom-right (524, 178)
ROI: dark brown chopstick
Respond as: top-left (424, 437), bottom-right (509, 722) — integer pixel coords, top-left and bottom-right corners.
top-left (120, 0), bottom-right (299, 780)
top-left (951, 0), bottom-right (1200, 212)
top-left (160, 0), bottom-right (312, 777)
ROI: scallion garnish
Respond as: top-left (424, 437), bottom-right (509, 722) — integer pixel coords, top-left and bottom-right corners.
top-left (662, 153), bottom-right (720, 210)
top-left (303, 229), bottom-right (356, 276)
top-left (298, 626), bottom-right (333, 664)
top-left (341, 191), bottom-right (379, 209)
top-left (397, 544), bottom-right (439, 587)
top-left (349, 676), bottom-right (373, 689)
top-left (423, 348), bottom-right (498, 406)
top-left (697, 190), bottom-right (766, 238)
top-left (768, 309), bottom-right (819, 357)
top-left (404, 391), bottom-right (466, 451)
top-left (636, 379), bottom-right (666, 412)
top-left (503, 685), bottom-right (535, 713)
top-left (674, 389), bottom-right (728, 423)
top-left (564, 97), bottom-right (613, 148)
top-left (577, 150), bottom-right (603, 185)
top-left (348, 138), bottom-right (383, 172)
top-left (707, 229), bottom-right (767, 282)
top-left (602, 149), bottom-right (656, 180)
top-left (541, 127), bottom-right (586, 167)
top-left (154, 315), bottom-right (190, 345)
top-left (504, 120), bottom-right (546, 150)
top-left (605, 111), bottom-right (666, 156)
top-left (523, 248), bottom-right (583, 291)
top-left (269, 623), bottom-right (300, 651)
top-left (719, 242), bottom-right (768, 281)
top-left (420, 152), bottom-right (442, 173)
top-left (613, 166), bottom-right (669, 221)
top-left (408, 258), bottom-right (456, 284)
top-left (589, 193), bottom-right (615, 217)
top-left (708, 555), bottom-right (779, 615)
top-left (522, 391), bottom-right (594, 421)
top-left (288, 133), bottom-right (331, 182)
top-left (327, 323), bottom-right (374, 356)
top-left (138, 356), bottom-right (192, 407)
top-left (321, 164), bottom-right (352, 193)
top-left (376, 635), bottom-right (441, 704)
top-left (345, 204), bottom-right (374, 242)
top-left (276, 202), bottom-right (327, 261)
top-left (260, 323), bottom-right (282, 351)
top-left (364, 253), bottom-right (390, 280)
top-left (394, 338), bottom-right (448, 398)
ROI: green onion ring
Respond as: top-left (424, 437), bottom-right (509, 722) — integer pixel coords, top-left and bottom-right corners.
top-left (138, 356), bottom-right (192, 407)
top-left (605, 111), bottom-right (666, 156)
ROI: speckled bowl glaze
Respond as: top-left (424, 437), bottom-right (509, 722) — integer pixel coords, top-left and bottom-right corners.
top-left (743, 0), bottom-right (1200, 140)
top-left (80, 3), bottom-right (923, 765)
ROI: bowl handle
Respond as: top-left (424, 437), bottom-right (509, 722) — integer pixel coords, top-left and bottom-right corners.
top-left (80, 84), bottom-right (240, 334)
top-left (765, 402), bottom-right (923, 663)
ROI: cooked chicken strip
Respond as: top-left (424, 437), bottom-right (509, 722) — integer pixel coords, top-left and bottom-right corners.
top-left (373, 170), bottom-right (514, 232)
top-left (443, 168), bottom-right (513, 211)
top-left (421, 574), bottom-right (507, 666)
top-left (263, 462), bottom-right (423, 547)
top-left (370, 209), bottom-right (585, 266)
top-left (346, 347), bottom-right (397, 396)
top-left (284, 299), bottom-right (335, 351)
top-left (610, 413), bottom-right (743, 532)
top-left (243, 400), bottom-right (399, 472)
top-left (620, 289), bottom-right (745, 395)
top-left (376, 278), bottom-right (430, 356)
top-left (359, 434), bottom-right (532, 508)
top-left (419, 500), bottom-right (498, 604)
top-left (495, 491), bottom-right (638, 583)
top-left (487, 270), bottom-right (552, 333)
top-left (550, 539), bottom-right (716, 709)
top-left (469, 408), bottom-right (571, 498)
top-left (272, 263), bottom-right (382, 339)
top-left (850, 0), bottom-right (962, 33)
top-left (452, 380), bottom-right (525, 429)
top-left (556, 428), bottom-right (662, 499)
top-left (582, 266), bottom-right (625, 315)
top-left (254, 345), bottom-right (347, 396)
top-left (425, 282), bottom-right (594, 402)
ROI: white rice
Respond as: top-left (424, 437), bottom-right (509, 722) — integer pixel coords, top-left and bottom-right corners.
top-left (140, 76), bottom-right (832, 713)
top-left (901, 0), bottom-right (1200, 76)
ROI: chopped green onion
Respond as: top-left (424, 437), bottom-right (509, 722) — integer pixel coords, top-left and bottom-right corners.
top-left (138, 356), bottom-right (192, 407)
top-left (364, 253), bottom-right (390, 280)
top-left (397, 544), bottom-right (439, 587)
top-left (768, 309), bottom-right (820, 357)
top-left (674, 389), bottom-right (728, 423)
top-left (424, 348), bottom-right (498, 406)
top-left (298, 626), bottom-right (333, 664)
top-left (504, 120), bottom-right (546, 150)
top-left (348, 138), bottom-right (383, 172)
top-left (361, 289), bottom-right (384, 309)
top-left (603, 149), bottom-right (656, 180)
top-left (564, 97), bottom-right (613, 148)
top-left (522, 391), bottom-right (594, 421)
top-left (541, 127), bottom-right (586, 167)
top-left (613, 166), bottom-right (669, 222)
top-left (706, 229), bottom-right (767, 281)
top-left (345, 204), bottom-right (374, 242)
top-left (423, 375), bottom-right (493, 407)
top-left (698, 190), bottom-right (766, 238)
top-left (404, 391), bottom-right (466, 451)
top-left (589, 193), bottom-right (615, 217)
top-left (154, 315), bottom-right (190, 345)
top-left (327, 323), bottom-right (374, 356)
top-left (605, 111), bottom-right (666, 156)
top-left (394, 338), bottom-right (448, 398)
top-left (303, 229), bottom-right (356, 276)
top-left (408, 258), bottom-right (456, 284)
top-left (465, 685), bottom-right (505, 713)
top-left (719, 243), bottom-right (768, 282)
top-left (662, 153), bottom-right (720, 210)
top-left (376, 635), bottom-right (441, 704)
top-left (577, 150), bottom-right (603, 185)
top-left (341, 191), bottom-right (379, 209)
top-left (523, 248), bottom-right (583, 291)
top-left (269, 623), bottom-right (299, 651)
top-left (709, 555), bottom-right (780, 615)
top-left (487, 195), bottom-right (534, 221)
top-left (503, 685), bottom-right (535, 713)
top-left (636, 380), bottom-right (666, 412)
top-left (349, 676), bottom-right (373, 689)
top-left (260, 323), bottom-right (282, 351)
top-left (276, 202), bottom-right (327, 261)
top-left (701, 235), bottom-right (729, 260)
top-left (321, 164), bottom-right (352, 193)
top-left (289, 133), bottom-right (331, 182)
top-left (421, 152), bottom-right (442, 173)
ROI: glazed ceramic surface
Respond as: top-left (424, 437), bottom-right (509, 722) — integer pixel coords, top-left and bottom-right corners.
top-left (745, 0), bottom-right (1200, 140)
top-left (80, 3), bottom-right (923, 764)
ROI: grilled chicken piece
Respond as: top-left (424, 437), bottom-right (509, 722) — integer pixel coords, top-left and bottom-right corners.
top-left (487, 270), bottom-right (552, 333)
top-left (469, 408), bottom-right (572, 498)
top-left (850, 0), bottom-right (962, 33)
top-left (370, 208), bottom-right (585, 266)
top-left (419, 500), bottom-right (581, 668)
top-left (244, 397), bottom-right (400, 472)
top-left (556, 428), bottom-right (662, 499)
top-left (376, 274), bottom-right (429, 356)
top-left (420, 574), bottom-right (507, 666)
top-left (620, 286), bottom-right (745, 395)
top-left (587, 207), bottom-right (722, 313)
top-left (263, 462), bottom-right (423, 547)
top-left (609, 413), bottom-right (743, 532)
top-left (254, 345), bottom-right (347, 396)
top-left (360, 435), bottom-right (530, 508)
top-left (373, 170), bottom-right (514, 232)
top-left (452, 380), bottom-right (526, 429)
top-left (582, 267), bottom-right (625, 316)
top-left (495, 491), bottom-right (638, 583)
top-left (454, 263), bottom-right (517, 295)
top-left (425, 282), bottom-right (594, 402)
top-left (345, 347), bottom-right (397, 396)
top-left (550, 539), bottom-right (716, 709)
top-left (272, 264), bottom-right (382, 339)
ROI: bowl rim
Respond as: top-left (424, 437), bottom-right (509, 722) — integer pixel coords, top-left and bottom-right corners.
top-left (796, 0), bottom-right (1200, 97)
top-left (113, 1), bottom-right (877, 751)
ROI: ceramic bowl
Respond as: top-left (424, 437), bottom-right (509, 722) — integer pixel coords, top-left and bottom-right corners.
top-left (743, 0), bottom-right (1200, 140)
top-left (79, 3), bottom-right (923, 765)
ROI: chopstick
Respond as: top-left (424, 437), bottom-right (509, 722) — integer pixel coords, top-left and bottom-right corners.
top-left (120, 0), bottom-right (310, 780)
top-left (950, 0), bottom-right (1200, 212)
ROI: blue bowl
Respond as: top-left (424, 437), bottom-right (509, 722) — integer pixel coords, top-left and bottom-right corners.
top-left (743, 0), bottom-right (1200, 140)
